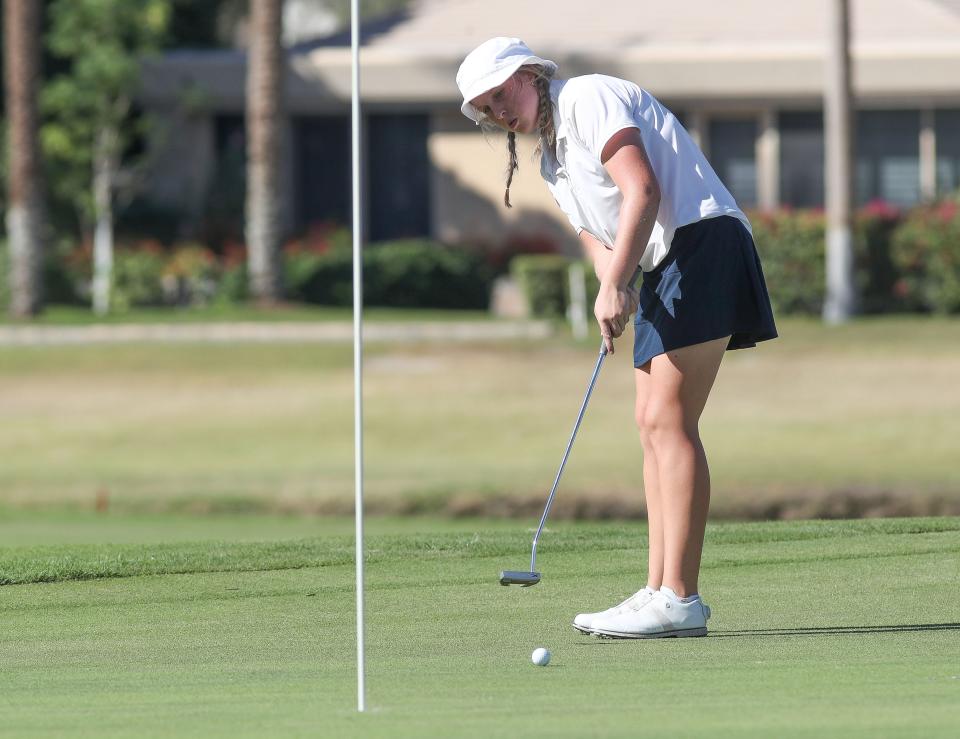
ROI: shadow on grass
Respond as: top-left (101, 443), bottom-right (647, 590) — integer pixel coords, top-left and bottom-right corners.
top-left (572, 623), bottom-right (960, 643)
top-left (711, 623), bottom-right (960, 637)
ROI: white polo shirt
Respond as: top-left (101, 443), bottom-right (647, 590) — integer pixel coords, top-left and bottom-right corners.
top-left (539, 75), bottom-right (752, 272)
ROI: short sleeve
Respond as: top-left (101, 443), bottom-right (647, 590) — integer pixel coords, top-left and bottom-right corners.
top-left (561, 77), bottom-right (641, 161)
top-left (551, 192), bottom-right (586, 234)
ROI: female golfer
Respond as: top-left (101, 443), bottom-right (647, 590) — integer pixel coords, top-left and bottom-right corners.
top-left (457, 38), bottom-right (777, 638)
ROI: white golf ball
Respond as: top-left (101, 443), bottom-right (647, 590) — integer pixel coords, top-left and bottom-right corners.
top-left (531, 647), bottom-right (551, 666)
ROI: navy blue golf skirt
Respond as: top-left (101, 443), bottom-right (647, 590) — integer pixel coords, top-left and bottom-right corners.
top-left (633, 215), bottom-right (778, 368)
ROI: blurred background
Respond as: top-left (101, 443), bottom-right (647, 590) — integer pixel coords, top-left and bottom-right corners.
top-left (2, 0), bottom-right (959, 536)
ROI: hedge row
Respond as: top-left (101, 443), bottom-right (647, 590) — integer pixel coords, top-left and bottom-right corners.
top-left (0, 240), bottom-right (247, 311)
top-left (293, 240), bottom-right (490, 309)
top-left (753, 201), bottom-right (960, 316)
top-left (0, 235), bottom-right (493, 312)
top-left (2, 201), bottom-right (958, 315)
top-left (513, 201), bottom-right (960, 318)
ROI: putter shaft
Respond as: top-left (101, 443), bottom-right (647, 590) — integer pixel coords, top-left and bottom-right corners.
top-left (500, 268), bottom-right (640, 586)
top-left (528, 342), bottom-right (606, 574)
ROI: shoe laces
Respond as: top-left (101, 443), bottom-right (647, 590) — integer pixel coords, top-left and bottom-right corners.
top-left (618, 589), bottom-right (651, 612)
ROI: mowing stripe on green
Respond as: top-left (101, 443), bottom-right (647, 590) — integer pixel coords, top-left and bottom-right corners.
top-left (3, 517), bottom-right (958, 586)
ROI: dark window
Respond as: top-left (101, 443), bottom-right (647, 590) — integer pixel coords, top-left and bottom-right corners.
top-left (856, 110), bottom-right (920, 207)
top-left (779, 112), bottom-right (824, 208)
top-left (205, 115), bottom-right (248, 243)
top-left (708, 118), bottom-right (758, 208)
top-left (367, 114), bottom-right (430, 241)
top-left (936, 110), bottom-right (960, 197)
top-left (214, 114), bottom-right (245, 160)
top-left (294, 116), bottom-right (352, 229)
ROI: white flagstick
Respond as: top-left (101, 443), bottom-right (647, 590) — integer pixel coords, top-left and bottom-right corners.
top-left (350, 0), bottom-right (366, 714)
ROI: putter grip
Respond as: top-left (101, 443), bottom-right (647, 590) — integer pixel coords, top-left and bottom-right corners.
top-left (600, 266), bottom-right (642, 356)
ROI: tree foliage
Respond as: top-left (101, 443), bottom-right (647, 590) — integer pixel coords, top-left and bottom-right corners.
top-left (41, 0), bottom-right (171, 230)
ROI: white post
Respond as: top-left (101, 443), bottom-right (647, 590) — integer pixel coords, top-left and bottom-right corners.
top-left (351, 0), bottom-right (366, 714)
top-left (757, 109), bottom-right (780, 211)
top-left (823, 0), bottom-right (856, 323)
top-left (92, 128), bottom-right (115, 316)
top-left (567, 262), bottom-right (588, 340)
top-left (919, 109), bottom-right (936, 203)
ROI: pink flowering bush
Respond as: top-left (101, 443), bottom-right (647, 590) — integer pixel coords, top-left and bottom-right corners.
top-left (890, 200), bottom-right (960, 314)
top-left (749, 209), bottom-right (826, 316)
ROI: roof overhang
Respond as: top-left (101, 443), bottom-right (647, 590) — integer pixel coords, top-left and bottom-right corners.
top-left (139, 42), bottom-right (960, 113)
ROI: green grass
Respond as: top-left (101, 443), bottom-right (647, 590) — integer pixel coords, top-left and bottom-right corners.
top-left (2, 517), bottom-right (958, 737)
top-left (1, 316), bottom-right (959, 517)
top-left (0, 509), bottom-right (522, 547)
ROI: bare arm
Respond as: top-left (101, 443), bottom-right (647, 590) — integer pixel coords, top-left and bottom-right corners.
top-left (593, 127), bottom-right (661, 353)
top-left (577, 229), bottom-right (611, 280)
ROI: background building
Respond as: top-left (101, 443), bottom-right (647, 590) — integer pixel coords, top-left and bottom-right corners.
top-left (139, 0), bottom-right (960, 253)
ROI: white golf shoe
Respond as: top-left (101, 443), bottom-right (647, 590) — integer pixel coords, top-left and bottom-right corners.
top-left (572, 587), bottom-right (656, 635)
top-left (591, 586), bottom-right (711, 639)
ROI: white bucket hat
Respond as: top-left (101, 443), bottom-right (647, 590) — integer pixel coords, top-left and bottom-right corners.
top-left (456, 37), bottom-right (557, 124)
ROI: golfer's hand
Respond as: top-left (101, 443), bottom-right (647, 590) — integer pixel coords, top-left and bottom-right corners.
top-left (595, 282), bottom-right (640, 354)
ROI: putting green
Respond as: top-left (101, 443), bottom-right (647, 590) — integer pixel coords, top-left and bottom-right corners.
top-left (2, 517), bottom-right (958, 737)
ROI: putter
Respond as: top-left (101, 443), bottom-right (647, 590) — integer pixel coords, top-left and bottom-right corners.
top-left (499, 268), bottom-right (640, 587)
top-left (499, 339), bottom-right (607, 586)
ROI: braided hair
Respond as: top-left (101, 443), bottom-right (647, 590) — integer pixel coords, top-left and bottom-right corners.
top-left (477, 65), bottom-right (556, 208)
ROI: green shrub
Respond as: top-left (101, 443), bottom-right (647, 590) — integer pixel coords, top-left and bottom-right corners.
top-left (749, 206), bottom-right (910, 316)
top-left (211, 241), bottom-right (248, 305)
top-left (0, 240), bottom-right (8, 311)
top-left (855, 202), bottom-right (903, 314)
top-left (162, 243), bottom-right (220, 306)
top-left (510, 254), bottom-right (572, 318)
top-left (112, 243), bottom-right (166, 311)
top-left (298, 239), bottom-right (492, 309)
top-left (890, 201), bottom-right (960, 314)
top-left (749, 210), bottom-right (826, 316)
top-left (284, 247), bottom-right (333, 302)
top-left (1, 238), bottom-right (88, 311)
top-left (298, 246), bottom-right (353, 305)
top-left (44, 239), bottom-right (87, 305)
top-left (365, 240), bottom-right (490, 309)
top-left (54, 241), bottom-right (94, 305)
top-left (283, 225), bottom-right (352, 301)
top-left (214, 265), bottom-right (248, 305)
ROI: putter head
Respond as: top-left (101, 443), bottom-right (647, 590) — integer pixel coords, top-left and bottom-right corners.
top-left (499, 570), bottom-right (541, 587)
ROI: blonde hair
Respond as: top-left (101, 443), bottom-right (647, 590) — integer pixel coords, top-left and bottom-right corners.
top-left (476, 64), bottom-right (556, 208)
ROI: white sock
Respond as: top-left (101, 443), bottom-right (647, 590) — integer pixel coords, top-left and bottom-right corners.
top-left (660, 586), bottom-right (699, 603)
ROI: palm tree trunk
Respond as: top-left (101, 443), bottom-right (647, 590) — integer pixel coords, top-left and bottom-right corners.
top-left (4, 0), bottom-right (47, 317)
top-left (245, 0), bottom-right (285, 304)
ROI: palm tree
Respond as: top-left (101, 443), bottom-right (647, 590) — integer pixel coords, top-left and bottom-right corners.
top-left (245, 0), bottom-right (285, 303)
top-left (3, 0), bottom-right (47, 317)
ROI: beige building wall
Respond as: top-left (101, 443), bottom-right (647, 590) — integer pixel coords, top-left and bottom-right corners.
top-left (428, 111), bottom-right (581, 256)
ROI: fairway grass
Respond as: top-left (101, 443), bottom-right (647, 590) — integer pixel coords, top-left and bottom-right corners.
top-left (3, 517), bottom-right (959, 737)
top-left (1, 317), bottom-right (960, 519)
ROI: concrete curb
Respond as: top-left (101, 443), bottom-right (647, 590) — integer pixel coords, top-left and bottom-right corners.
top-left (0, 320), bottom-right (555, 346)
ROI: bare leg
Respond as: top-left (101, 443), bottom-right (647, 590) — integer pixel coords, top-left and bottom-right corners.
top-left (639, 336), bottom-right (729, 597)
top-left (634, 363), bottom-right (663, 589)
